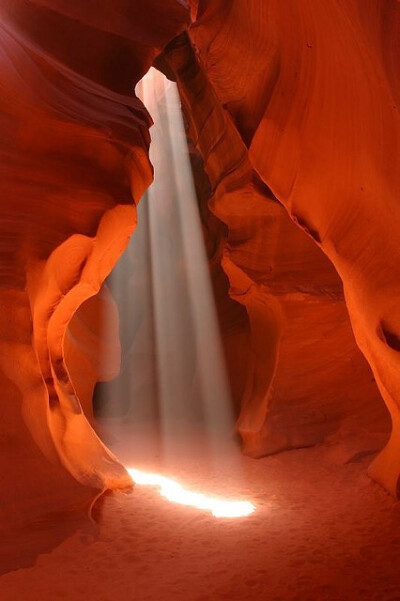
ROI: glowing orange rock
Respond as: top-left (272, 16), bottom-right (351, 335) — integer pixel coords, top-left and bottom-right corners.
top-left (189, 1), bottom-right (400, 492)
top-left (0, 0), bottom-right (188, 530)
top-left (161, 33), bottom-right (383, 461)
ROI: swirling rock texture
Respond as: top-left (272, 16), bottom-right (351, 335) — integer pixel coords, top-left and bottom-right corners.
top-left (1, 0), bottom-right (399, 554)
top-left (184, 0), bottom-right (400, 492)
top-left (0, 0), bottom-right (188, 538)
top-left (161, 33), bottom-right (383, 460)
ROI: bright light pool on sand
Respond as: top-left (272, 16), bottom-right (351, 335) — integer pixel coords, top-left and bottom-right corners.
top-left (126, 467), bottom-right (256, 518)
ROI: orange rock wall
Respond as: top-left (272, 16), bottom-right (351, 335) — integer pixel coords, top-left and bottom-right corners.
top-left (1, 0), bottom-right (399, 534)
top-left (0, 0), bottom-right (187, 529)
top-left (188, 0), bottom-right (400, 491)
top-left (162, 33), bottom-right (383, 459)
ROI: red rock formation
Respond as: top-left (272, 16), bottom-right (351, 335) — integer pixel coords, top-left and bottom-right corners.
top-left (0, 0), bottom-right (188, 531)
top-left (1, 0), bottom-right (399, 544)
top-left (188, 1), bottom-right (400, 491)
top-left (65, 284), bottom-right (121, 421)
top-left (161, 33), bottom-right (383, 460)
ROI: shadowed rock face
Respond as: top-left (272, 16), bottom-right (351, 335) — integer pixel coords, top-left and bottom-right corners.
top-left (187, 0), bottom-right (400, 492)
top-left (160, 33), bottom-right (384, 459)
top-left (0, 0), bottom-right (188, 533)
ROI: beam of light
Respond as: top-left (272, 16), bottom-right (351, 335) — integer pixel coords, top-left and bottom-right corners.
top-left (126, 467), bottom-right (255, 518)
top-left (138, 68), bottom-right (236, 462)
top-left (96, 69), bottom-right (243, 481)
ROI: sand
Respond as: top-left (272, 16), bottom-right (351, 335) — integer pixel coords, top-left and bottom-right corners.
top-left (1, 420), bottom-right (400, 601)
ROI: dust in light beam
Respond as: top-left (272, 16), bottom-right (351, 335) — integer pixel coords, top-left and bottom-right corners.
top-left (118, 70), bottom-right (256, 519)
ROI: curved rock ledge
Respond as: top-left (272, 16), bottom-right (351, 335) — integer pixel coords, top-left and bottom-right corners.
top-left (0, 0), bottom-right (188, 529)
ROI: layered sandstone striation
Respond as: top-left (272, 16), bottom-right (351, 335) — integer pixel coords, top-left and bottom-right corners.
top-left (1, 0), bottom-right (399, 544)
top-left (187, 0), bottom-right (400, 491)
top-left (0, 0), bottom-right (187, 531)
top-left (161, 33), bottom-right (383, 460)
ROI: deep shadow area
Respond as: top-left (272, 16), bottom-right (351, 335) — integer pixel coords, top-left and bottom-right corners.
top-left (0, 512), bottom-right (96, 576)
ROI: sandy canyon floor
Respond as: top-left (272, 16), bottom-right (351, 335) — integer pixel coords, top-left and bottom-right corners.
top-left (1, 419), bottom-right (400, 601)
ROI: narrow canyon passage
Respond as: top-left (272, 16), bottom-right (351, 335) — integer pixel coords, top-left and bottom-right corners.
top-left (2, 65), bottom-right (396, 598)
top-left (94, 68), bottom-right (240, 476)
top-left (1, 1), bottom-right (399, 599)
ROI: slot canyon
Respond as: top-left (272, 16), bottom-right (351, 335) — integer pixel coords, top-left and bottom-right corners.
top-left (0, 1), bottom-right (399, 599)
